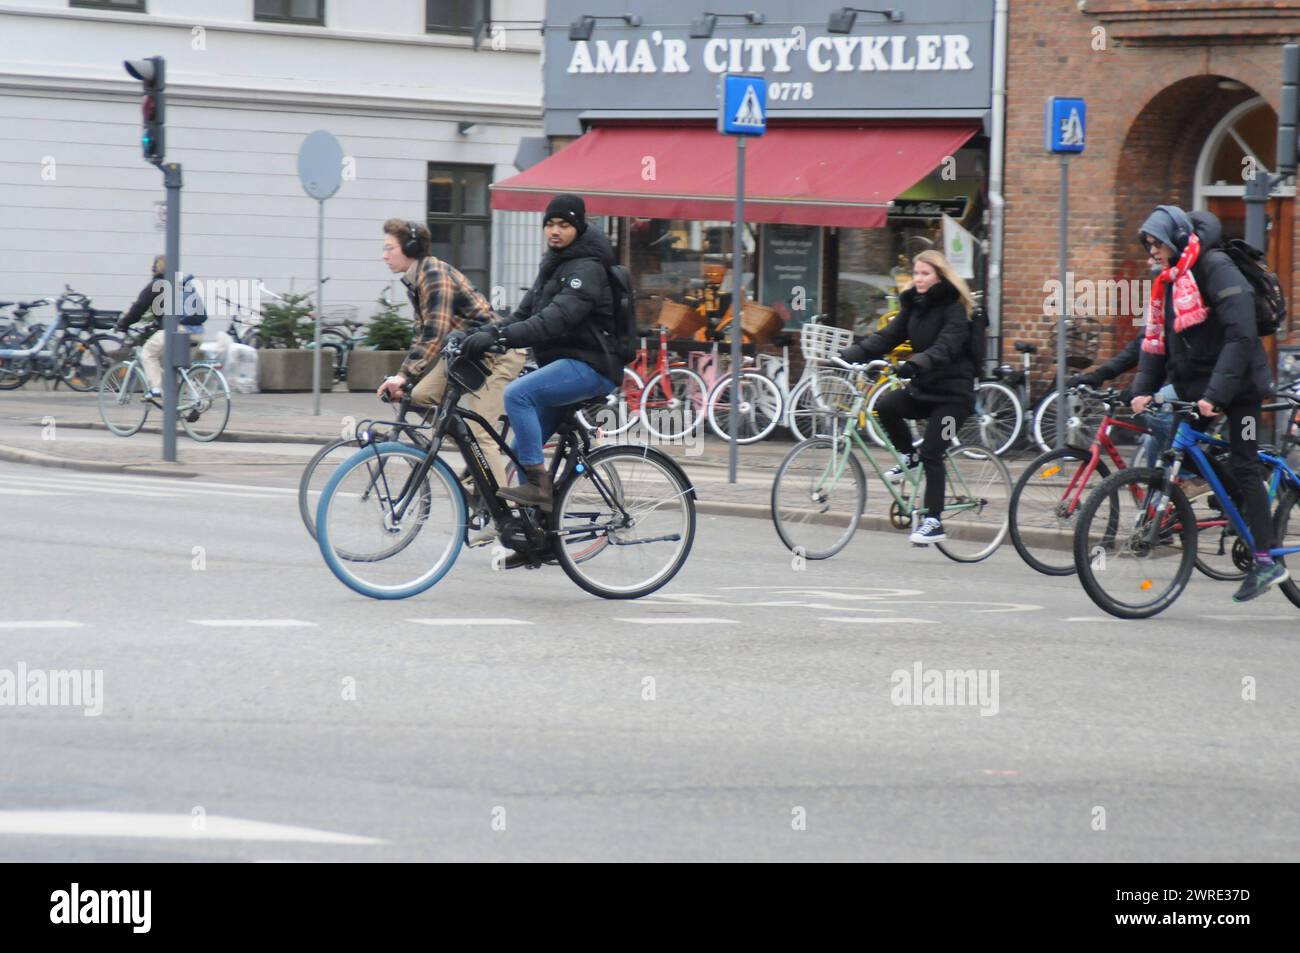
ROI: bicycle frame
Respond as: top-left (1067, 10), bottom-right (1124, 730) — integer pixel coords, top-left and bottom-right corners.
top-left (1048, 410), bottom-right (1148, 516)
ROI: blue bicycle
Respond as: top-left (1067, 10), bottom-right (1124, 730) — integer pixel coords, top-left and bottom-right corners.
top-left (1072, 394), bottom-right (1300, 618)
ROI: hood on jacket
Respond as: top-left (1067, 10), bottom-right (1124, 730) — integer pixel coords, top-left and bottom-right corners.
top-left (1188, 209), bottom-right (1224, 249)
top-left (1139, 205), bottom-right (1197, 253)
top-left (900, 277), bottom-right (960, 311)
top-left (545, 225), bottom-right (615, 270)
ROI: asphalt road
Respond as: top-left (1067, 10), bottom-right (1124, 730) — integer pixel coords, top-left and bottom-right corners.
top-left (0, 459), bottom-right (1297, 861)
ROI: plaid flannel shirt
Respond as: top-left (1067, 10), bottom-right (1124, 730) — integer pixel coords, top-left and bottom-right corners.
top-left (399, 257), bottom-right (497, 381)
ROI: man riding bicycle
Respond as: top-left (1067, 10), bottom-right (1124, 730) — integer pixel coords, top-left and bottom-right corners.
top-left (114, 254), bottom-right (207, 403)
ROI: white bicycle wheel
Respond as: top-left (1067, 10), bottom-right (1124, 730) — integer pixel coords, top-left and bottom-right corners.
top-left (576, 366), bottom-right (643, 437)
top-left (638, 367), bottom-right (707, 440)
top-left (1033, 389), bottom-right (1105, 452)
top-left (98, 360), bottom-right (150, 437)
top-left (960, 380), bottom-right (1023, 456)
top-left (706, 371), bottom-right (783, 444)
top-left (786, 369), bottom-right (857, 440)
top-left (179, 365), bottom-right (231, 442)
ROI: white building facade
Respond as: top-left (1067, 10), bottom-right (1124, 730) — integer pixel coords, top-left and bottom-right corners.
top-left (0, 0), bottom-right (545, 330)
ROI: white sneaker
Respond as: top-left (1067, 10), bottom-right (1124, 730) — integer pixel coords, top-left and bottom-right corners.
top-left (885, 454), bottom-right (921, 485)
top-left (909, 517), bottom-right (946, 544)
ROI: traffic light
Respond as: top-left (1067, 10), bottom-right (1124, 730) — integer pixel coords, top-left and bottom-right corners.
top-left (124, 56), bottom-right (165, 166)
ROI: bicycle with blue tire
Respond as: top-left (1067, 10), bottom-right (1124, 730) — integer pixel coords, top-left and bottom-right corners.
top-left (1072, 393), bottom-right (1300, 618)
top-left (314, 339), bottom-right (697, 600)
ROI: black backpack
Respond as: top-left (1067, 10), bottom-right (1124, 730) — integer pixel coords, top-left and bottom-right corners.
top-left (1217, 238), bottom-right (1285, 337)
top-left (602, 264), bottom-right (638, 364)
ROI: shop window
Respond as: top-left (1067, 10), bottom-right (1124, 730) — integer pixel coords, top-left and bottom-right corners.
top-left (427, 164), bottom-right (491, 294)
top-left (70, 0), bottom-right (146, 10)
top-left (426, 0), bottom-right (488, 34)
top-left (254, 0), bottom-right (324, 24)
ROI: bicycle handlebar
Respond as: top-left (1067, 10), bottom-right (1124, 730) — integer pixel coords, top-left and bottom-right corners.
top-left (829, 356), bottom-right (890, 374)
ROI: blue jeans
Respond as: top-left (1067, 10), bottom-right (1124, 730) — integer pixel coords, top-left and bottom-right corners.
top-left (1136, 384), bottom-right (1178, 468)
top-left (504, 359), bottom-right (617, 466)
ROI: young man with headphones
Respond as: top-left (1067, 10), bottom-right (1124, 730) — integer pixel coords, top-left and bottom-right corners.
top-left (377, 218), bottom-right (525, 491)
top-left (1129, 205), bottom-right (1282, 602)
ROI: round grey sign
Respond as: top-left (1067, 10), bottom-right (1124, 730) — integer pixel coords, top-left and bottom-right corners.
top-left (297, 130), bottom-right (343, 200)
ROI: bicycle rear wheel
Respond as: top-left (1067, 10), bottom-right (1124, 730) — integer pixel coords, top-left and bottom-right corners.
top-left (1034, 390), bottom-right (1106, 452)
top-left (934, 443), bottom-right (1012, 563)
top-left (317, 443), bottom-right (464, 599)
top-left (771, 437), bottom-right (866, 560)
top-left (638, 368), bottom-right (706, 440)
top-left (98, 361), bottom-right (150, 436)
top-left (552, 445), bottom-right (696, 599)
top-left (59, 337), bottom-right (105, 392)
top-left (576, 366), bottom-right (643, 437)
top-left (1187, 488), bottom-right (1248, 582)
top-left (1072, 467), bottom-right (1197, 619)
top-left (299, 438), bottom-right (361, 540)
top-left (1271, 487), bottom-right (1300, 609)
top-left (179, 365), bottom-right (231, 441)
top-left (707, 371), bottom-right (783, 444)
top-left (960, 381), bottom-right (1022, 456)
top-left (1008, 447), bottom-right (1106, 576)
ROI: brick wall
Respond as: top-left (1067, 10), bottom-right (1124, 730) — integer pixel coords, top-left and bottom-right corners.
top-left (1004, 0), bottom-right (1300, 384)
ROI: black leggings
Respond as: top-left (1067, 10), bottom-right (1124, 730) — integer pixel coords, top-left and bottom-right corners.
top-left (1194, 399), bottom-right (1273, 554)
top-left (875, 389), bottom-right (971, 519)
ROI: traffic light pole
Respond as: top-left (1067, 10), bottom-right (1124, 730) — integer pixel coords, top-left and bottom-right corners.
top-left (161, 162), bottom-right (182, 463)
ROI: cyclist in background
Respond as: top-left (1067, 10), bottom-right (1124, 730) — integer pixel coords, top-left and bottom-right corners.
top-left (115, 254), bottom-right (207, 403)
top-left (839, 250), bottom-right (975, 545)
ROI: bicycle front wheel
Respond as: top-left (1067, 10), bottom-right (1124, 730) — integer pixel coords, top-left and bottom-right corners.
top-left (179, 365), bottom-right (231, 441)
top-left (786, 371), bottom-right (854, 440)
top-left (1034, 390), bottom-right (1105, 452)
top-left (316, 443), bottom-right (464, 600)
top-left (961, 381), bottom-right (1023, 456)
top-left (934, 443), bottom-right (1012, 563)
top-left (1009, 447), bottom-right (1107, 576)
top-left (552, 445), bottom-right (696, 599)
top-left (98, 361), bottom-right (150, 436)
top-left (1072, 467), bottom-right (1197, 619)
top-left (771, 437), bottom-right (866, 560)
top-left (707, 371), bottom-right (783, 444)
top-left (299, 437), bottom-right (362, 540)
top-left (59, 337), bottom-right (105, 392)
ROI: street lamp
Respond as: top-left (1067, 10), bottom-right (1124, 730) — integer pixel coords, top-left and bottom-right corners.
top-left (569, 14), bottom-right (643, 41)
top-left (689, 11), bottom-right (766, 39)
top-left (827, 7), bottom-right (904, 33)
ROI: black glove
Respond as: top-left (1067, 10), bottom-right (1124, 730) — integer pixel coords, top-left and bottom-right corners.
top-left (1067, 371), bottom-right (1102, 388)
top-left (459, 329), bottom-right (497, 361)
top-left (895, 360), bottom-right (919, 380)
top-left (114, 316), bottom-right (133, 332)
top-left (839, 343), bottom-right (867, 365)
top-left (1115, 388), bottom-right (1133, 405)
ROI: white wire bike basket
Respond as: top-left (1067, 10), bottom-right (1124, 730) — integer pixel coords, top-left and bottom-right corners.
top-left (799, 318), bottom-right (855, 364)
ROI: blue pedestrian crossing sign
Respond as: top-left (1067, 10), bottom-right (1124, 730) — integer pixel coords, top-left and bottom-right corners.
top-left (719, 75), bottom-right (767, 136)
top-left (1045, 97), bottom-right (1086, 153)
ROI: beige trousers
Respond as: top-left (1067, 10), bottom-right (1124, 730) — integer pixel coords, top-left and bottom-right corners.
top-left (139, 328), bottom-right (201, 393)
top-left (411, 349), bottom-right (526, 487)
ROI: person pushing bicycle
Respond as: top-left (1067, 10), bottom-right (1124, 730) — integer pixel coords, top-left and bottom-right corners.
top-left (839, 250), bottom-right (976, 545)
top-left (1128, 205), bottom-right (1284, 603)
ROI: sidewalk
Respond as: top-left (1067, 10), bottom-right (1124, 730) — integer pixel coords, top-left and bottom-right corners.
top-left (0, 388), bottom-right (1043, 523)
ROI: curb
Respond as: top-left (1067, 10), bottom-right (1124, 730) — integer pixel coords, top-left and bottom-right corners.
top-left (0, 444), bottom-right (200, 478)
top-left (54, 421), bottom-right (333, 446)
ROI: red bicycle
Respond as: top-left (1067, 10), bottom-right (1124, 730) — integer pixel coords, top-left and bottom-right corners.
top-left (1008, 386), bottom-right (1242, 580)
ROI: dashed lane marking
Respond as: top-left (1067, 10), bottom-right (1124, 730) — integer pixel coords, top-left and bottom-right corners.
top-left (0, 811), bottom-right (383, 844)
top-left (0, 621), bottom-right (87, 630)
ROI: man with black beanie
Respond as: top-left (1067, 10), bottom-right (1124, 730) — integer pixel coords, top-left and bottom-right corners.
top-left (457, 193), bottom-right (621, 549)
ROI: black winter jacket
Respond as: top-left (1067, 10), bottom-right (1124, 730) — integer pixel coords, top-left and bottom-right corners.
top-left (501, 227), bottom-right (622, 385)
top-left (1091, 335), bottom-right (1142, 382)
top-left (1132, 211), bottom-right (1273, 407)
top-left (842, 279), bottom-right (975, 408)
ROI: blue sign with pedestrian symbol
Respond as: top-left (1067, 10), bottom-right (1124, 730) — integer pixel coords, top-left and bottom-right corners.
top-left (719, 75), bottom-right (767, 137)
top-left (1045, 97), bottom-right (1086, 153)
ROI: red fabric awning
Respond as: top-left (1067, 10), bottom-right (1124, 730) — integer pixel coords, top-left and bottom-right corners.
top-left (491, 123), bottom-right (979, 228)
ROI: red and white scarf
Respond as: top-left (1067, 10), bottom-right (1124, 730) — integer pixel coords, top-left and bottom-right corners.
top-left (1142, 233), bottom-right (1208, 355)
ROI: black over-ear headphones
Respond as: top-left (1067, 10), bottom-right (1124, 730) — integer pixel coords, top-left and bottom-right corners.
top-left (402, 220), bottom-right (423, 258)
top-left (1156, 205), bottom-right (1193, 248)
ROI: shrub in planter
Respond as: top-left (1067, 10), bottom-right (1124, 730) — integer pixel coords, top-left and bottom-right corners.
top-left (258, 291), bottom-right (315, 350)
top-left (349, 295), bottom-right (413, 391)
top-left (257, 290), bottom-right (327, 391)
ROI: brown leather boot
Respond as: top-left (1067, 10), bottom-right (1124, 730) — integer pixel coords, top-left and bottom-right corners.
top-left (497, 464), bottom-right (553, 512)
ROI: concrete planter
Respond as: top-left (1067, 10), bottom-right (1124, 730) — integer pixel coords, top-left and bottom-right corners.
top-left (347, 350), bottom-right (406, 392)
top-left (257, 348), bottom-right (332, 392)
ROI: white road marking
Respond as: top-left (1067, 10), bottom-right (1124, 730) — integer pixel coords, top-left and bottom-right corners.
top-left (0, 811), bottom-right (383, 844)
top-left (0, 487), bottom-right (74, 496)
top-left (189, 619), bottom-right (318, 628)
top-left (406, 618), bottom-right (534, 626)
top-left (1204, 615), bottom-right (1296, 621)
top-left (613, 617), bottom-right (739, 625)
top-left (0, 473), bottom-right (274, 501)
top-left (816, 617), bottom-right (939, 625)
top-left (0, 621), bottom-right (86, 630)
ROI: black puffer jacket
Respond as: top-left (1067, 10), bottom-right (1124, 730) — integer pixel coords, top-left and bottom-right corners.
top-left (842, 279), bottom-right (975, 407)
top-left (1132, 211), bottom-right (1273, 406)
top-left (500, 227), bottom-right (622, 385)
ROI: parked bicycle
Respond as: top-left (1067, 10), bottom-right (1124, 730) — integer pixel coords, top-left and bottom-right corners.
top-left (315, 338), bottom-right (697, 600)
top-left (0, 293), bottom-right (105, 392)
top-left (97, 322), bottom-right (231, 442)
top-left (770, 357), bottom-right (1011, 563)
top-left (1071, 394), bottom-right (1300, 619)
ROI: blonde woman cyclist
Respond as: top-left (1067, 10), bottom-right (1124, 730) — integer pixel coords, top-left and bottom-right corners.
top-left (839, 250), bottom-right (975, 544)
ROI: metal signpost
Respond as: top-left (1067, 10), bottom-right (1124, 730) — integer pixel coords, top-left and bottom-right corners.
top-left (718, 74), bottom-right (767, 483)
top-left (1045, 96), bottom-right (1086, 450)
top-left (297, 131), bottom-right (344, 416)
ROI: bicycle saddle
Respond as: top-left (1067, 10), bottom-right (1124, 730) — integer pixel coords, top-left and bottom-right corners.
top-left (1014, 341), bottom-right (1037, 354)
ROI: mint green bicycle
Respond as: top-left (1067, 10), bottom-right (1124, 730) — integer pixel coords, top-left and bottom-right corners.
top-left (771, 358), bottom-right (1012, 562)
